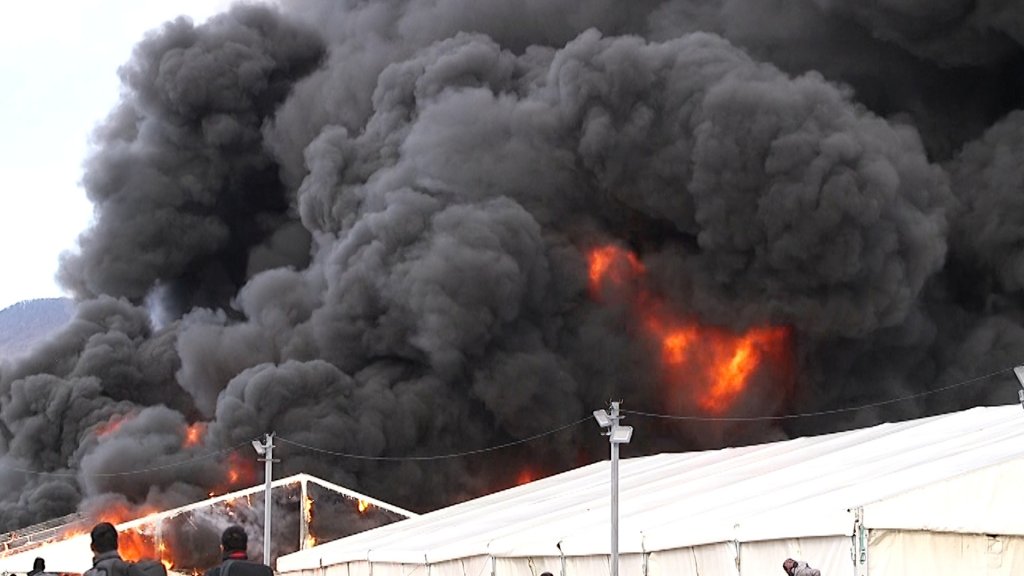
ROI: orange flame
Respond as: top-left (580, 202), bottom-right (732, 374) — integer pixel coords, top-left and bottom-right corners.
top-left (183, 422), bottom-right (206, 448)
top-left (303, 492), bottom-right (316, 548)
top-left (95, 503), bottom-right (159, 526)
top-left (587, 244), bottom-right (793, 414)
top-left (157, 542), bottom-right (173, 570)
top-left (87, 506), bottom-right (173, 568)
top-left (215, 452), bottom-right (256, 492)
top-left (587, 245), bottom-right (644, 296)
top-left (303, 495), bottom-right (314, 524)
top-left (515, 468), bottom-right (536, 486)
top-left (357, 499), bottom-right (371, 513)
top-left (93, 414), bottom-right (134, 439)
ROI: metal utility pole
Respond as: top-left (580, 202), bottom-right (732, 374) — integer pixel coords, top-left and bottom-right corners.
top-left (593, 401), bottom-right (633, 576)
top-left (252, 433), bottom-right (276, 566)
top-left (610, 401), bottom-right (621, 576)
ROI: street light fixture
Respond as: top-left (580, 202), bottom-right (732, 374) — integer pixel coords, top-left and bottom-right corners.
top-left (594, 401), bottom-right (632, 576)
top-left (610, 425), bottom-right (633, 444)
top-left (1013, 366), bottom-right (1024, 408)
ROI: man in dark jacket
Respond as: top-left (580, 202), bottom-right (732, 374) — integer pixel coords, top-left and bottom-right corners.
top-left (83, 523), bottom-right (128, 576)
top-left (203, 526), bottom-right (272, 576)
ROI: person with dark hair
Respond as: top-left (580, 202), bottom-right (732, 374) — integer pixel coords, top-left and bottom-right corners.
top-left (783, 558), bottom-right (821, 576)
top-left (202, 525), bottom-right (273, 576)
top-left (28, 557), bottom-right (46, 576)
top-left (82, 523), bottom-right (166, 576)
top-left (84, 523), bottom-right (127, 576)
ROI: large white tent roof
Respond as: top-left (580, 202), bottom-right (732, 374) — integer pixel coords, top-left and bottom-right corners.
top-left (278, 403), bottom-right (1024, 571)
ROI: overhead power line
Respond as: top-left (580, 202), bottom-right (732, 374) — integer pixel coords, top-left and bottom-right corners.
top-left (624, 365), bottom-right (1015, 422)
top-left (2, 441), bottom-right (252, 477)
top-left (276, 416), bottom-right (592, 461)
top-left (0, 364), bottom-right (1015, 476)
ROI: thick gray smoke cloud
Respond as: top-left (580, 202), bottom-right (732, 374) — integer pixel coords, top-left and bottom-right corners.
top-left (1, 0), bottom-right (1023, 547)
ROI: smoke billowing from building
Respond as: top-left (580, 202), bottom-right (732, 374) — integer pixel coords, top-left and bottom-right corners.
top-left (2, 0), bottom-right (1024, 534)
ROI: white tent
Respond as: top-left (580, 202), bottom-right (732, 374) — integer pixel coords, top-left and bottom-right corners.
top-left (277, 403), bottom-right (1024, 576)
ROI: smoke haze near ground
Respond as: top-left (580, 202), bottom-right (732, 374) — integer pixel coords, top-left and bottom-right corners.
top-left (2, 0), bottom-right (1024, 541)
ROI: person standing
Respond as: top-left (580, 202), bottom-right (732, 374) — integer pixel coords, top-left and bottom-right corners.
top-left (782, 558), bottom-right (822, 576)
top-left (203, 526), bottom-right (273, 576)
top-left (28, 557), bottom-right (47, 576)
top-left (83, 523), bottom-right (128, 576)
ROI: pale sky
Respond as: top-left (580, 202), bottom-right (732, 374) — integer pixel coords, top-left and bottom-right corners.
top-left (0, 1), bottom-right (238, 311)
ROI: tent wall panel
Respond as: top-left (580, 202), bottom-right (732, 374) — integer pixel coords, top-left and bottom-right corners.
top-left (428, 556), bottom-right (491, 576)
top-left (617, 553), bottom-right (645, 576)
top-left (647, 542), bottom-right (738, 576)
top-left (867, 529), bottom-right (1024, 576)
top-left (359, 562), bottom-right (427, 576)
top-left (493, 557), bottom-right (536, 576)
top-left (493, 555), bottom-right (639, 576)
top-left (343, 561), bottom-right (371, 576)
top-left (562, 555), bottom-right (612, 576)
top-left (738, 536), bottom-right (852, 576)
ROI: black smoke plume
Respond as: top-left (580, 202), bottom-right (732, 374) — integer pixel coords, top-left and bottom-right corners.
top-left (2, 0), bottom-right (1024, 552)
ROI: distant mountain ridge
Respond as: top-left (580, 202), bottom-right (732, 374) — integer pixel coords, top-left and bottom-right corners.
top-left (0, 297), bottom-right (74, 360)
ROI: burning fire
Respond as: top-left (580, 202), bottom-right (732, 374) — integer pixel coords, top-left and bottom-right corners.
top-left (587, 244), bottom-right (793, 414)
top-left (303, 493), bottom-right (316, 548)
top-left (222, 452), bottom-right (256, 489)
top-left (92, 414), bottom-right (134, 439)
top-left (588, 245), bottom-right (644, 288)
top-left (68, 506), bottom-right (175, 569)
top-left (183, 422), bottom-right (207, 448)
top-left (515, 468), bottom-right (536, 486)
top-left (199, 453), bottom-right (256, 499)
top-left (356, 499), bottom-right (371, 513)
top-left (157, 541), bottom-right (173, 570)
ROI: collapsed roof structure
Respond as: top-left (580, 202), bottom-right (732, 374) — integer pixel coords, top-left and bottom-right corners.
top-left (0, 474), bottom-right (415, 575)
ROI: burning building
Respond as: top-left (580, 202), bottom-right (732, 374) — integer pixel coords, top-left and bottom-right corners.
top-left (0, 474), bottom-right (414, 574)
top-left (0, 0), bottom-right (1023, 549)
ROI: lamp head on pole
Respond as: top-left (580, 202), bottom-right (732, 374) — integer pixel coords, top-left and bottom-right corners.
top-left (1014, 366), bottom-right (1024, 409)
top-left (593, 409), bottom-right (612, 428)
top-left (610, 426), bottom-right (633, 444)
top-left (251, 439), bottom-right (266, 456)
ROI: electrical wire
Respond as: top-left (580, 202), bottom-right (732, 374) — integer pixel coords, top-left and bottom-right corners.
top-left (2, 365), bottom-right (1015, 475)
top-left (623, 365), bottom-right (1015, 422)
top-left (3, 440), bottom-right (253, 477)
top-left (276, 416), bottom-right (592, 461)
